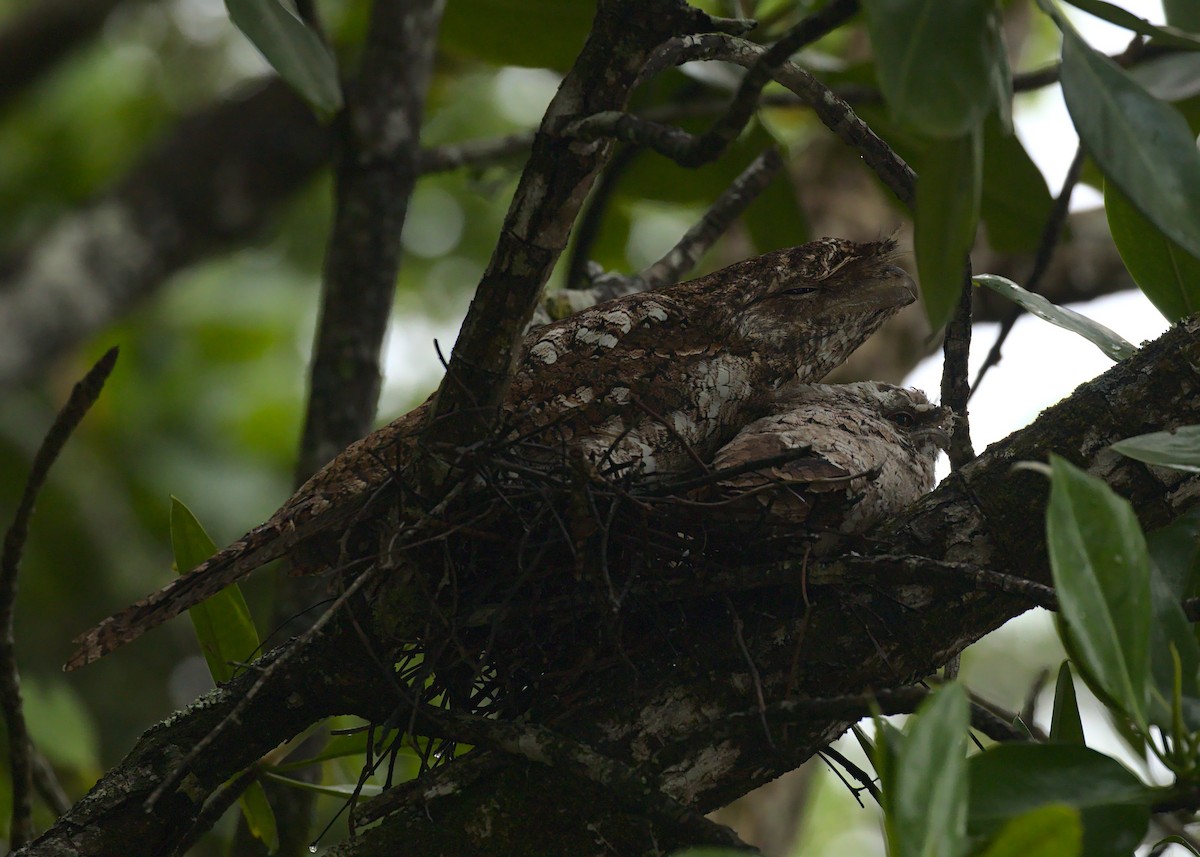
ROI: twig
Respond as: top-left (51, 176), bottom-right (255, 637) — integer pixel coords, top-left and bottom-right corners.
top-left (1, 346), bottom-right (117, 847)
top-left (645, 32), bottom-right (915, 206)
top-left (566, 143), bottom-right (644, 290)
top-left (170, 765), bottom-right (260, 857)
top-left (548, 148), bottom-right (785, 320)
top-left (726, 597), bottom-right (774, 749)
top-left (564, 0), bottom-right (860, 168)
top-left (820, 746), bottom-right (881, 803)
top-left (942, 263), bottom-right (976, 468)
top-left (832, 554), bottom-right (1059, 609)
top-left (971, 142), bottom-right (1087, 398)
top-left (146, 567), bottom-right (378, 810)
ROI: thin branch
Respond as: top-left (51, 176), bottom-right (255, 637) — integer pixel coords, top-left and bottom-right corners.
top-left (942, 265), bottom-right (976, 468)
top-left (171, 766), bottom-right (260, 857)
top-left (566, 143), bottom-right (644, 290)
top-left (563, 0), bottom-right (860, 168)
top-left (561, 147), bottom-right (785, 308)
top-left (642, 32), bottom-right (915, 206)
top-left (1, 347), bottom-right (118, 848)
top-left (831, 554), bottom-right (1060, 609)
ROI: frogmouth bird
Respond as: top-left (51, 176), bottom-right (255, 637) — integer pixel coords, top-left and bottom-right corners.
top-left (707, 381), bottom-right (951, 536)
top-left (66, 238), bottom-right (915, 669)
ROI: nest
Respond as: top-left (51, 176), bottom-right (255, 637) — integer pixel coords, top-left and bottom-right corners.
top-left (334, 428), bottom-right (831, 777)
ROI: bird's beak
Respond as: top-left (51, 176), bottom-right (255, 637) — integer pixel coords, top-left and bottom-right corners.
top-left (840, 264), bottom-right (917, 314)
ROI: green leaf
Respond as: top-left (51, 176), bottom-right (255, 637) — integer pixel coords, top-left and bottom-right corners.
top-left (1147, 509), bottom-right (1200, 600)
top-left (1146, 559), bottom-right (1200, 734)
top-left (1129, 54), bottom-right (1200, 101)
top-left (886, 684), bottom-right (969, 857)
top-left (225, 0), bottom-right (342, 115)
top-left (1049, 662), bottom-right (1085, 745)
top-left (863, 0), bottom-right (1006, 137)
top-left (1154, 834), bottom-right (1200, 856)
top-left (1044, 2), bottom-right (1200, 262)
top-left (1165, 0), bottom-right (1200, 31)
top-left (915, 130), bottom-right (981, 331)
top-left (238, 781), bottom-right (279, 853)
top-left (968, 744), bottom-right (1152, 857)
top-left (1111, 426), bottom-right (1200, 473)
top-left (1045, 456), bottom-right (1152, 729)
top-left (1062, 0), bottom-right (1200, 49)
top-left (977, 804), bottom-right (1082, 857)
top-left (1105, 181), bottom-right (1200, 321)
top-left (973, 274), bottom-right (1136, 360)
top-left (262, 770), bottom-right (383, 798)
top-left (981, 115), bottom-right (1054, 253)
top-left (170, 497), bottom-right (261, 685)
top-left (440, 0), bottom-right (595, 71)
top-left (272, 731), bottom-right (373, 771)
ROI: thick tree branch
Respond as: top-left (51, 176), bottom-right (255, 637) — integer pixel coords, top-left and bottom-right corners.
top-left (425, 0), bottom-right (752, 450)
top-left (27, 318), bottom-right (1200, 856)
top-left (0, 85), bottom-right (534, 392)
top-left (342, 317), bottom-right (1200, 854)
top-left (0, 79), bottom-right (330, 389)
top-left (294, 0), bottom-right (445, 482)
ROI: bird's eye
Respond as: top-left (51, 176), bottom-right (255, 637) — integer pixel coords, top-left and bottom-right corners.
top-left (889, 409), bottom-right (916, 428)
top-left (780, 287), bottom-right (817, 297)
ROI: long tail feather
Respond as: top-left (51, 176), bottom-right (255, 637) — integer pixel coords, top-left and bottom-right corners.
top-left (64, 524), bottom-right (290, 671)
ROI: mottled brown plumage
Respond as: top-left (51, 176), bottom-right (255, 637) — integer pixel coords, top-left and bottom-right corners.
top-left (708, 382), bottom-right (950, 536)
top-left (66, 238), bottom-right (914, 670)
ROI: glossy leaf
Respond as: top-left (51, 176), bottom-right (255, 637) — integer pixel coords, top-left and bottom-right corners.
top-left (981, 115), bottom-right (1054, 252)
top-left (1045, 1), bottom-right (1200, 262)
top-left (1147, 509), bottom-right (1200, 600)
top-left (863, 0), bottom-right (1006, 136)
top-left (969, 744), bottom-right (1152, 857)
top-left (1049, 662), bottom-right (1085, 745)
top-left (225, 0), bottom-right (342, 114)
top-left (978, 804), bottom-right (1082, 857)
top-left (1063, 0), bottom-right (1200, 49)
top-left (1155, 834), bottom-right (1200, 855)
top-left (239, 781), bottom-right (280, 854)
top-left (1130, 53), bottom-right (1200, 101)
top-left (973, 274), bottom-right (1136, 361)
top-left (1105, 181), bottom-right (1200, 321)
top-left (440, 0), bottom-right (594, 70)
top-left (262, 771), bottom-right (382, 798)
top-left (887, 684), bottom-right (969, 857)
top-left (1045, 456), bottom-right (1151, 729)
top-left (1165, 0), bottom-right (1200, 31)
top-left (170, 497), bottom-right (261, 685)
top-left (1146, 558), bottom-right (1200, 733)
top-left (272, 731), bottom-right (374, 771)
top-left (1111, 426), bottom-right (1200, 473)
top-left (916, 131), bottom-right (982, 331)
